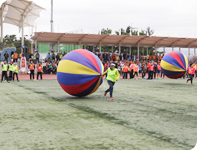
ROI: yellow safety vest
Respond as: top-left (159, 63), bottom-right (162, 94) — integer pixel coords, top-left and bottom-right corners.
top-left (13, 66), bottom-right (18, 73)
top-left (2, 64), bottom-right (8, 71)
top-left (9, 64), bottom-right (13, 71)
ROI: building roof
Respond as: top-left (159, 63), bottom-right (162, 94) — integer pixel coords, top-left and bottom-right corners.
top-left (1, 0), bottom-right (45, 28)
top-left (31, 32), bottom-right (197, 48)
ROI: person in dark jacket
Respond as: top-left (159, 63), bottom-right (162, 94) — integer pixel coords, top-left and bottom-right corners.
top-left (4, 51), bottom-right (9, 63)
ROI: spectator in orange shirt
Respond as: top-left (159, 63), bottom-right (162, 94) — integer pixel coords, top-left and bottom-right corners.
top-left (13, 51), bottom-right (18, 62)
top-left (122, 64), bottom-right (129, 79)
top-left (112, 53), bottom-right (115, 61)
top-left (37, 61), bottom-right (43, 80)
top-left (142, 54), bottom-right (145, 60)
top-left (149, 55), bottom-right (152, 61)
top-left (29, 60), bottom-right (35, 81)
top-left (129, 62), bottom-right (135, 79)
top-left (153, 54), bottom-right (156, 61)
top-left (159, 54), bottom-right (162, 61)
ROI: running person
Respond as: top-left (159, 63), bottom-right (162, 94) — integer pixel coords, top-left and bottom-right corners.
top-left (187, 63), bottom-right (195, 85)
top-left (103, 63), bottom-right (120, 100)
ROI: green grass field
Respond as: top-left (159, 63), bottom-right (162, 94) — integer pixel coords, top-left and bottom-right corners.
top-left (0, 78), bottom-right (197, 150)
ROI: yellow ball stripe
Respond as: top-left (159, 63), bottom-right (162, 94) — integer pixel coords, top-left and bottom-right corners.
top-left (161, 60), bottom-right (185, 72)
top-left (183, 54), bottom-right (189, 70)
top-left (100, 60), bottom-right (104, 73)
top-left (57, 60), bottom-right (100, 75)
top-left (88, 76), bottom-right (102, 95)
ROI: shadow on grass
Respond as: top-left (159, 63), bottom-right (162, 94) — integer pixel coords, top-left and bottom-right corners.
top-left (162, 83), bottom-right (187, 86)
top-left (53, 95), bottom-right (97, 102)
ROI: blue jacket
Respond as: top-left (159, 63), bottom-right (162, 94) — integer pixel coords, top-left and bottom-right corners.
top-left (138, 65), bottom-right (142, 71)
top-left (47, 54), bottom-right (52, 60)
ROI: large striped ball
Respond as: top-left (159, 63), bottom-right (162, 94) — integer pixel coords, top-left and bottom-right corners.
top-left (161, 51), bottom-right (189, 79)
top-left (57, 49), bottom-right (104, 97)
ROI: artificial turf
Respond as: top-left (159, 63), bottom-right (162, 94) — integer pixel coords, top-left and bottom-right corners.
top-left (0, 78), bottom-right (196, 150)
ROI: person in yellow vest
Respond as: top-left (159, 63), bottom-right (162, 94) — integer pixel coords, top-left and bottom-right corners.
top-left (142, 54), bottom-right (145, 60)
top-left (12, 54), bottom-right (14, 59)
top-left (147, 54), bottom-right (149, 61)
top-left (1, 60), bottom-right (9, 83)
top-left (115, 55), bottom-right (119, 61)
top-left (103, 63), bottom-right (120, 100)
top-left (13, 63), bottom-right (19, 82)
top-left (193, 62), bottom-right (197, 78)
top-left (59, 52), bottom-right (63, 60)
top-left (8, 60), bottom-right (13, 80)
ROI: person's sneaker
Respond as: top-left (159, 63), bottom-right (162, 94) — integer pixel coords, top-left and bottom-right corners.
top-left (17, 80), bottom-right (19, 82)
top-left (191, 83), bottom-right (194, 85)
top-left (104, 92), bottom-right (107, 96)
top-left (186, 81), bottom-right (188, 83)
top-left (110, 97), bottom-right (113, 100)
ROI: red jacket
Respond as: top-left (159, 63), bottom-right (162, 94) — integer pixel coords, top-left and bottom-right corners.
top-left (150, 65), bottom-right (154, 71)
top-left (188, 67), bottom-right (195, 75)
top-left (104, 64), bottom-right (109, 71)
top-left (130, 64), bottom-right (135, 71)
top-left (29, 63), bottom-right (34, 70)
top-left (147, 63), bottom-right (151, 70)
top-left (123, 66), bottom-right (128, 72)
top-left (157, 65), bottom-right (161, 71)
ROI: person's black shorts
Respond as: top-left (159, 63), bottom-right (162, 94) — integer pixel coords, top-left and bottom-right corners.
top-left (135, 72), bottom-right (138, 76)
top-left (189, 74), bottom-right (194, 78)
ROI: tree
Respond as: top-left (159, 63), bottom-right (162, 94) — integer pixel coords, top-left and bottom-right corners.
top-left (101, 28), bottom-right (112, 35)
top-left (4, 35), bottom-right (17, 47)
top-left (146, 26), bottom-right (154, 36)
top-left (14, 36), bottom-right (31, 53)
top-left (114, 26), bottom-right (155, 55)
top-left (1, 35), bottom-right (31, 53)
top-left (100, 28), bottom-right (112, 52)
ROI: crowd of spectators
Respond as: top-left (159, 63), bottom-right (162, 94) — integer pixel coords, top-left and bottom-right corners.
top-left (97, 52), bottom-right (197, 79)
top-left (3, 50), bottom-right (197, 79)
top-left (40, 52), bottom-right (64, 74)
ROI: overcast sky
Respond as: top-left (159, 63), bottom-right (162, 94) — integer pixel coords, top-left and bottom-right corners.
top-left (2, 0), bottom-right (197, 55)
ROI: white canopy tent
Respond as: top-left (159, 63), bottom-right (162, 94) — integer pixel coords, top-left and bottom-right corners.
top-left (0, 1), bottom-right (8, 42)
top-left (0, 0), bottom-right (45, 53)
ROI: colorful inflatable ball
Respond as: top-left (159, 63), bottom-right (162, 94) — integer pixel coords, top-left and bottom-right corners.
top-left (161, 51), bottom-right (189, 79)
top-left (57, 49), bottom-right (104, 97)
